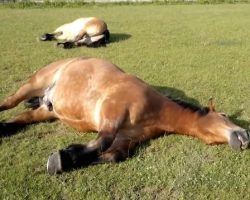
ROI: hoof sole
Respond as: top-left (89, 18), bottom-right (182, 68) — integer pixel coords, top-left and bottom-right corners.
top-left (47, 151), bottom-right (62, 175)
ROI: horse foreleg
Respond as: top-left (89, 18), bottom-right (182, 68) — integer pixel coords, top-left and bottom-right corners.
top-left (97, 126), bottom-right (164, 164)
top-left (0, 105), bottom-right (56, 137)
top-left (6, 105), bottom-right (56, 124)
top-left (46, 129), bottom-right (117, 175)
top-left (47, 104), bottom-right (128, 175)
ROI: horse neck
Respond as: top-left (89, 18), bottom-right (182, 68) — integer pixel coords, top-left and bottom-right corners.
top-left (158, 99), bottom-right (201, 136)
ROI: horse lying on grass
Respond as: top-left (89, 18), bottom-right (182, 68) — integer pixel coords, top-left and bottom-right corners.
top-left (0, 57), bottom-right (249, 175)
top-left (39, 17), bottom-right (110, 48)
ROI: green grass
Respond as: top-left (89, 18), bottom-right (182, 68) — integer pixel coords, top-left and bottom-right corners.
top-left (1, 4), bottom-right (250, 200)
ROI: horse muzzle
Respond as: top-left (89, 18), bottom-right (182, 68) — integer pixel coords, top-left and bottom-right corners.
top-left (229, 130), bottom-right (250, 150)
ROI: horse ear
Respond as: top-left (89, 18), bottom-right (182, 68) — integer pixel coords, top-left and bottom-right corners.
top-left (208, 98), bottom-right (216, 112)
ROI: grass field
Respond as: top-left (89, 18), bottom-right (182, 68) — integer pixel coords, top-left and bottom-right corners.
top-left (1, 4), bottom-right (250, 200)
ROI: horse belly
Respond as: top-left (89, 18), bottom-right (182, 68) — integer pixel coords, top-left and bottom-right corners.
top-left (51, 98), bottom-right (98, 132)
top-left (50, 84), bottom-right (100, 132)
top-left (59, 117), bottom-right (96, 132)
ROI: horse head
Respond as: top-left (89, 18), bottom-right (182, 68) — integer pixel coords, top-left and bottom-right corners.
top-left (197, 98), bottom-right (249, 150)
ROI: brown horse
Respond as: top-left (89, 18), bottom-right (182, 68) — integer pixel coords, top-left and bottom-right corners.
top-left (0, 57), bottom-right (249, 175)
top-left (39, 17), bottom-right (109, 48)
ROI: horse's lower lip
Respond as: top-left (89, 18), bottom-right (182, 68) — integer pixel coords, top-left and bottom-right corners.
top-left (229, 130), bottom-right (250, 150)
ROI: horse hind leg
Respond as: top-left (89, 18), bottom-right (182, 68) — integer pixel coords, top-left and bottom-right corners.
top-left (0, 105), bottom-right (57, 137)
top-left (56, 33), bottom-right (107, 49)
top-left (6, 104), bottom-right (56, 124)
top-left (0, 82), bottom-right (43, 112)
top-left (54, 34), bottom-right (100, 49)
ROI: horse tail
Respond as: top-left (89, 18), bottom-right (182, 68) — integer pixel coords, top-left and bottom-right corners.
top-left (104, 29), bottom-right (110, 43)
top-left (86, 30), bottom-right (110, 48)
top-left (24, 97), bottom-right (41, 109)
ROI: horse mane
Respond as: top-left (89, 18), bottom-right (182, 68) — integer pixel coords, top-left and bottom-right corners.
top-left (167, 96), bottom-right (210, 116)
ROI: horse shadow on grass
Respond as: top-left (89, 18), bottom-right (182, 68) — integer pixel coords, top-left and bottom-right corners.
top-left (228, 110), bottom-right (250, 130)
top-left (109, 33), bottom-right (131, 44)
top-left (153, 85), bottom-right (202, 107)
top-left (0, 120), bottom-right (55, 139)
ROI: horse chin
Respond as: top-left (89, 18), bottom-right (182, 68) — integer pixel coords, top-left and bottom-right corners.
top-left (229, 130), bottom-right (250, 150)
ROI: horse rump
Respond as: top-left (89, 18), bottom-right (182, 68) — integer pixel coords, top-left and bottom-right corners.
top-left (24, 97), bottom-right (41, 109)
top-left (86, 29), bottom-right (110, 48)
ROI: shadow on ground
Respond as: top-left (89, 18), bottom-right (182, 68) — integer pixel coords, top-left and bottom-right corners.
top-left (153, 85), bottom-right (202, 107)
top-left (109, 33), bottom-right (132, 44)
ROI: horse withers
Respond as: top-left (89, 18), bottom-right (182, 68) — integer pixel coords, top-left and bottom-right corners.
top-left (39, 17), bottom-right (110, 48)
top-left (0, 57), bottom-right (249, 175)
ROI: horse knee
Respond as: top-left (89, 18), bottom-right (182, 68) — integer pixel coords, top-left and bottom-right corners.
top-left (99, 149), bottom-right (128, 163)
top-left (85, 136), bottom-right (113, 153)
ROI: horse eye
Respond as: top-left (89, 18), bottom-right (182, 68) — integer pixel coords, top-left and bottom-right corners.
top-left (220, 112), bottom-right (227, 117)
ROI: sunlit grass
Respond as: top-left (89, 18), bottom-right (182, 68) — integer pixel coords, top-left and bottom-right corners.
top-left (0, 4), bottom-right (250, 200)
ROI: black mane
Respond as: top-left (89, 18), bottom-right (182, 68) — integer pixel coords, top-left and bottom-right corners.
top-left (167, 96), bottom-right (210, 116)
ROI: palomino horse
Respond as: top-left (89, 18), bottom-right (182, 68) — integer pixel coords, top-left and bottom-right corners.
top-left (0, 57), bottom-right (249, 175)
top-left (39, 17), bottom-right (110, 48)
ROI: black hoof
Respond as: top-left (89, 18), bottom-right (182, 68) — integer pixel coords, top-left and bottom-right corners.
top-left (56, 42), bottom-right (74, 49)
top-left (47, 144), bottom-right (99, 175)
top-left (47, 150), bottom-right (74, 175)
top-left (63, 42), bottom-right (74, 49)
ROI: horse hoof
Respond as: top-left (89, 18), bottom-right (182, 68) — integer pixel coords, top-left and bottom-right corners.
top-left (55, 43), bottom-right (64, 48)
top-left (39, 34), bottom-right (48, 41)
top-left (47, 149), bottom-right (75, 175)
top-left (63, 42), bottom-right (74, 49)
top-left (47, 151), bottom-right (62, 175)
